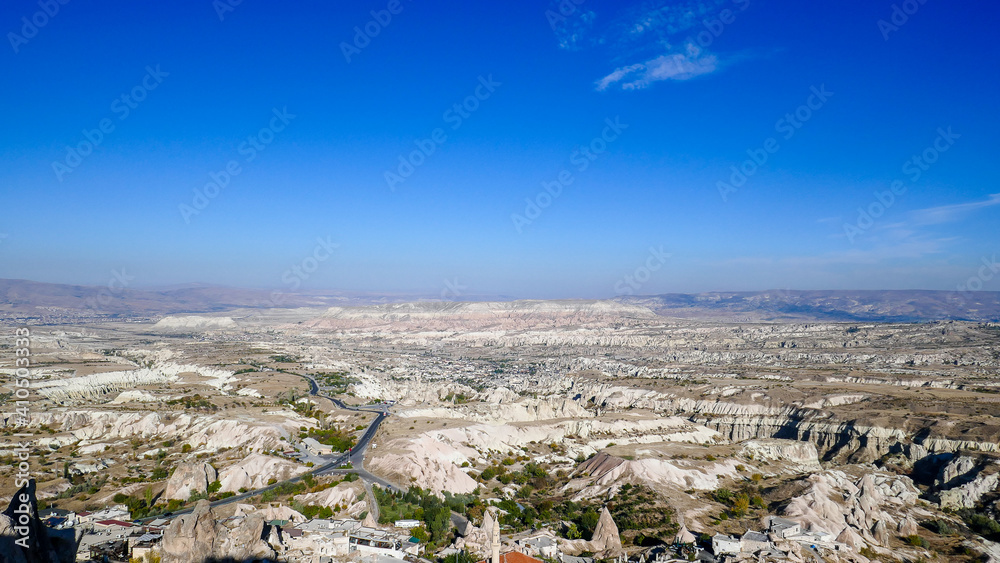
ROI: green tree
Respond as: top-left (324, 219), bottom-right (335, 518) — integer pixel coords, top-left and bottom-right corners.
top-left (732, 493), bottom-right (750, 517)
top-left (580, 508), bottom-right (600, 539)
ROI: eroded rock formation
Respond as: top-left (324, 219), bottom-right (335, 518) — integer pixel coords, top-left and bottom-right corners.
top-left (165, 462), bottom-right (218, 500)
top-left (161, 500), bottom-right (278, 563)
top-left (0, 480), bottom-right (74, 563)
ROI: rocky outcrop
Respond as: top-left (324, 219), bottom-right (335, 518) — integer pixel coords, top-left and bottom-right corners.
top-left (362, 511), bottom-right (377, 528)
top-left (939, 470), bottom-right (1000, 509)
top-left (152, 316), bottom-right (237, 331)
top-left (0, 480), bottom-right (74, 563)
top-left (570, 451), bottom-right (742, 495)
top-left (161, 501), bottom-right (218, 563)
top-left (304, 300), bottom-right (658, 333)
top-left (553, 380), bottom-right (1000, 468)
top-left (370, 413), bottom-right (721, 496)
top-left (897, 516), bottom-right (919, 536)
top-left (453, 509), bottom-right (496, 558)
top-left (26, 408), bottom-right (312, 454)
top-left (872, 519), bottom-right (889, 546)
top-left (215, 513), bottom-right (274, 561)
top-left (590, 507), bottom-right (624, 558)
top-left (110, 390), bottom-right (159, 404)
top-left (739, 439), bottom-right (821, 471)
top-left (161, 500), bottom-right (278, 563)
top-left (368, 434), bottom-right (479, 495)
top-left (782, 470), bottom-right (920, 549)
top-left (931, 455), bottom-right (1000, 509)
top-left (33, 367), bottom-right (179, 404)
top-left (698, 411), bottom-right (1000, 464)
top-left (67, 459), bottom-right (109, 476)
top-left (217, 454), bottom-right (306, 494)
top-left (938, 455), bottom-right (978, 488)
top-left (559, 507), bottom-right (623, 558)
top-left (32, 362), bottom-right (238, 404)
top-left (674, 525), bottom-right (696, 544)
top-left (835, 527), bottom-right (863, 550)
top-left (700, 415), bottom-right (909, 463)
top-left (966, 539), bottom-right (1000, 563)
top-left (165, 462), bottom-right (218, 500)
top-left (293, 481), bottom-right (366, 516)
top-left (398, 397), bottom-right (592, 424)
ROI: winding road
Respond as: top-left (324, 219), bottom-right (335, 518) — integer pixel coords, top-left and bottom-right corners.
top-left (142, 373), bottom-right (399, 521)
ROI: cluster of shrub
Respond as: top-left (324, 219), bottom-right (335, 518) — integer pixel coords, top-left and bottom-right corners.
top-left (494, 483), bottom-right (676, 546)
top-left (374, 486), bottom-right (478, 548)
top-left (711, 485), bottom-right (766, 521)
top-left (298, 426), bottom-right (357, 452)
top-left (476, 459), bottom-right (677, 545)
top-left (478, 458), bottom-right (547, 485)
top-left (954, 510), bottom-right (1000, 541)
top-left (112, 489), bottom-right (173, 520)
top-left (164, 394), bottom-right (217, 411)
top-left (314, 371), bottom-right (359, 394)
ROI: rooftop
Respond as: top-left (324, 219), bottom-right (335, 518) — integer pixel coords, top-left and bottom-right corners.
top-left (134, 533), bottom-right (162, 544)
top-left (767, 516), bottom-right (800, 528)
top-left (353, 526), bottom-right (400, 542)
top-left (303, 437), bottom-right (332, 449)
top-left (295, 518), bottom-right (361, 534)
top-left (478, 551), bottom-right (544, 563)
top-left (95, 519), bottom-right (135, 527)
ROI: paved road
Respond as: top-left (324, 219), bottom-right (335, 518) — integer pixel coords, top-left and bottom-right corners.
top-left (139, 373), bottom-right (397, 522)
top-left (804, 545), bottom-right (824, 563)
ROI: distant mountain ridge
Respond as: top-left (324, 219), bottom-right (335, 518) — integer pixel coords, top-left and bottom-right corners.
top-left (0, 279), bottom-right (997, 322)
top-left (0, 278), bottom-right (420, 316)
top-left (617, 289), bottom-right (1000, 322)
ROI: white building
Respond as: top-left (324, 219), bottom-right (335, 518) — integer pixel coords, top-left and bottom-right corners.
top-left (740, 530), bottom-right (771, 553)
top-left (519, 533), bottom-right (559, 559)
top-left (765, 516), bottom-right (801, 539)
top-left (712, 533), bottom-right (741, 556)
top-left (79, 506), bottom-right (131, 525)
top-left (287, 518), bottom-right (420, 560)
top-left (303, 437), bottom-right (334, 456)
top-left (350, 526), bottom-right (420, 558)
top-left (129, 532), bottom-right (162, 561)
top-left (289, 519), bottom-right (357, 557)
top-left (782, 529), bottom-right (852, 553)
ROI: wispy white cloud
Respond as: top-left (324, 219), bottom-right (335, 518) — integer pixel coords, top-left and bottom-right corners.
top-left (597, 44), bottom-right (718, 90)
top-left (909, 193), bottom-right (1000, 225)
top-left (614, 0), bottom-right (730, 41)
top-left (553, 9), bottom-right (597, 51)
top-left (580, 0), bottom-right (747, 90)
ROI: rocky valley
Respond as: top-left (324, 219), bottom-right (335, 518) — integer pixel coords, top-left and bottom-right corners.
top-left (1, 294), bottom-right (999, 563)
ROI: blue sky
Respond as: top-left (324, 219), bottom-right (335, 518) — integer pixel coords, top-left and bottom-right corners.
top-left (1, 0), bottom-right (997, 299)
